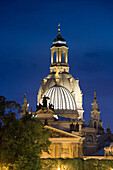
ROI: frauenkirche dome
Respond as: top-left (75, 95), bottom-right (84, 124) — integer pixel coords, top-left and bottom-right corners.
top-left (37, 24), bottom-right (84, 119)
top-left (44, 84), bottom-right (76, 111)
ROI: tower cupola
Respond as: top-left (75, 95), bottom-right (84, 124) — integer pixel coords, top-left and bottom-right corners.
top-left (50, 24), bottom-right (69, 73)
top-left (52, 24), bottom-right (67, 47)
top-left (21, 93), bottom-right (29, 117)
top-left (37, 25), bottom-right (84, 119)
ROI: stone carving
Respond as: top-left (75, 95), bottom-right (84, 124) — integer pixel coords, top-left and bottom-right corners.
top-left (61, 148), bottom-right (69, 154)
top-left (104, 142), bottom-right (113, 156)
top-left (49, 129), bottom-right (75, 138)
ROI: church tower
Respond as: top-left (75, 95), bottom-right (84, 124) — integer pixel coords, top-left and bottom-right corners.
top-left (89, 92), bottom-right (103, 130)
top-left (21, 93), bottom-right (29, 117)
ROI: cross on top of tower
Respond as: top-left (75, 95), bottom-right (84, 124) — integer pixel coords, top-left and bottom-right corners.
top-left (58, 23), bottom-right (60, 35)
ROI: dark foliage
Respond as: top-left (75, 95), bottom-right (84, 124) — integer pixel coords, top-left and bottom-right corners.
top-left (0, 96), bottom-right (51, 170)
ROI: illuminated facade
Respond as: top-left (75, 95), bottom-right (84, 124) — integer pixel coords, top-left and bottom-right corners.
top-left (44, 85), bottom-right (76, 112)
top-left (37, 24), bottom-right (84, 119)
top-left (21, 25), bottom-right (113, 158)
top-left (104, 142), bottom-right (113, 156)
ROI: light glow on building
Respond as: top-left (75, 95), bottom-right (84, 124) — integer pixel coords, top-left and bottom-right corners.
top-left (44, 85), bottom-right (76, 111)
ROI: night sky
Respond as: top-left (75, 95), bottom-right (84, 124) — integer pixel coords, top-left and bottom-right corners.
top-left (0, 0), bottom-right (113, 131)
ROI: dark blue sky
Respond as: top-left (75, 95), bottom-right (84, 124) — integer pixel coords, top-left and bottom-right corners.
top-left (0, 0), bottom-right (113, 131)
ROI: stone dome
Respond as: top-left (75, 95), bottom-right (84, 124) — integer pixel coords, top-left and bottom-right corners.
top-left (37, 26), bottom-right (84, 118)
top-left (38, 72), bottom-right (84, 118)
top-left (42, 84), bottom-right (76, 114)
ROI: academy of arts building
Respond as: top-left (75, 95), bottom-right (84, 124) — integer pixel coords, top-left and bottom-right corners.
top-left (21, 25), bottom-right (113, 158)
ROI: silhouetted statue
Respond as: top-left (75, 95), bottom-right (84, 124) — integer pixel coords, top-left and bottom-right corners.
top-left (49, 103), bottom-right (54, 111)
top-left (42, 96), bottom-right (49, 107)
top-left (75, 123), bottom-right (79, 132)
top-left (70, 123), bottom-right (74, 133)
top-left (36, 103), bottom-right (42, 111)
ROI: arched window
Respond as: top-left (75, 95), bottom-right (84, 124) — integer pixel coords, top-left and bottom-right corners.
top-left (87, 135), bottom-right (93, 142)
top-left (64, 52), bottom-right (66, 63)
top-left (61, 51), bottom-right (66, 63)
top-left (61, 52), bottom-right (64, 63)
top-left (53, 52), bottom-right (56, 63)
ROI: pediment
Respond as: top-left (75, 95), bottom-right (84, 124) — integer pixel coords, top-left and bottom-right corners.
top-left (49, 129), bottom-right (75, 138)
top-left (36, 108), bottom-right (55, 115)
top-left (44, 125), bottom-right (83, 139)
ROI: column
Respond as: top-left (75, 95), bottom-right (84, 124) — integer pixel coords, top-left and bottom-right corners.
top-left (78, 142), bottom-right (83, 158)
top-left (59, 49), bottom-right (61, 62)
top-left (56, 50), bottom-right (58, 63)
top-left (75, 143), bottom-right (79, 157)
top-left (71, 143), bottom-right (74, 158)
top-left (78, 122), bottom-right (82, 132)
top-left (66, 51), bottom-right (68, 63)
top-left (56, 143), bottom-right (60, 158)
top-left (51, 52), bottom-right (53, 64)
top-left (51, 143), bottom-right (56, 158)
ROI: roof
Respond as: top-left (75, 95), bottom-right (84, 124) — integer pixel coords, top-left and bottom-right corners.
top-left (52, 34), bottom-right (68, 47)
top-left (97, 133), bottom-right (113, 141)
top-left (44, 84), bottom-right (76, 111)
top-left (97, 133), bottom-right (107, 140)
top-left (92, 148), bottom-right (105, 156)
top-left (53, 34), bottom-right (66, 42)
top-left (44, 125), bottom-right (84, 139)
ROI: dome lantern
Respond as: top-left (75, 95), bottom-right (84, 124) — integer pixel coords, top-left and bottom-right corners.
top-left (50, 24), bottom-right (69, 73)
top-left (37, 25), bottom-right (84, 119)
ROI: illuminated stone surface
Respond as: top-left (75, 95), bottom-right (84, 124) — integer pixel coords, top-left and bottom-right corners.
top-left (44, 84), bottom-right (76, 112)
top-left (37, 25), bottom-right (84, 119)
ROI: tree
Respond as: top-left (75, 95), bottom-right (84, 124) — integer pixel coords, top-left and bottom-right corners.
top-left (0, 97), bottom-right (51, 170)
top-left (0, 96), bottom-right (21, 125)
top-left (0, 96), bottom-right (21, 169)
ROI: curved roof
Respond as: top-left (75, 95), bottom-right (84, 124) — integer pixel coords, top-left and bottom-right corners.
top-left (53, 34), bottom-right (66, 42)
top-left (40, 72), bottom-right (79, 94)
top-left (44, 84), bottom-right (76, 111)
top-left (52, 34), bottom-right (68, 47)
